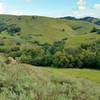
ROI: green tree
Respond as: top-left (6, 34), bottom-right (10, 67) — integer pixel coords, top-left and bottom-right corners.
top-left (7, 24), bottom-right (21, 35)
top-left (82, 50), bottom-right (96, 68)
top-left (96, 52), bottom-right (100, 69)
top-left (53, 51), bottom-right (70, 67)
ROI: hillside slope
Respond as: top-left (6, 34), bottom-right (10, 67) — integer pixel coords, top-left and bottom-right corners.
top-left (0, 63), bottom-right (100, 100)
top-left (0, 15), bottom-right (100, 48)
top-left (0, 15), bottom-right (100, 99)
top-left (0, 15), bottom-right (100, 68)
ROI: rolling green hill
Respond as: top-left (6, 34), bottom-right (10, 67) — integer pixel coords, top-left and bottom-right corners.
top-left (80, 17), bottom-right (100, 25)
top-left (0, 15), bottom-right (100, 99)
top-left (0, 14), bottom-right (100, 68)
top-left (0, 14), bottom-right (100, 47)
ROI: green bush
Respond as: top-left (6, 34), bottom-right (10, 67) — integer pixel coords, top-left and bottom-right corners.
top-left (7, 24), bottom-right (21, 35)
top-left (3, 39), bottom-right (100, 69)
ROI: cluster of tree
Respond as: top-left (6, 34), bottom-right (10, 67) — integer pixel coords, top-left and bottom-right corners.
top-left (0, 20), bottom-right (21, 35)
top-left (0, 37), bottom-right (99, 69)
top-left (91, 27), bottom-right (100, 34)
top-left (3, 38), bottom-right (99, 69)
top-left (7, 24), bottom-right (21, 35)
top-left (94, 21), bottom-right (100, 25)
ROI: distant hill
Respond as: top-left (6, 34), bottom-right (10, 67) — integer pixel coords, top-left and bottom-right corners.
top-left (60, 16), bottom-right (77, 20)
top-left (0, 15), bottom-right (99, 49)
top-left (62, 16), bottom-right (100, 25)
top-left (80, 17), bottom-right (100, 25)
top-left (0, 14), bottom-right (99, 51)
top-left (61, 16), bottom-right (100, 26)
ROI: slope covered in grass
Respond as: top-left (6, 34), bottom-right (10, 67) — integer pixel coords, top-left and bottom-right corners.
top-left (0, 15), bottom-right (100, 100)
top-left (0, 63), bottom-right (100, 100)
top-left (0, 15), bottom-right (100, 69)
top-left (0, 14), bottom-right (100, 47)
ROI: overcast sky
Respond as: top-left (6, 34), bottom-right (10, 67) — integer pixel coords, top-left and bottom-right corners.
top-left (0, 0), bottom-right (100, 18)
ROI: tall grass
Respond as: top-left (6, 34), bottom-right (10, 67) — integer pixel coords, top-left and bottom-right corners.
top-left (0, 63), bottom-right (100, 100)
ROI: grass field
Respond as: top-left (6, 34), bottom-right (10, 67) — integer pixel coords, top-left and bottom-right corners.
top-left (0, 63), bottom-right (100, 100)
top-left (23, 64), bottom-right (100, 83)
top-left (0, 15), bottom-right (100, 49)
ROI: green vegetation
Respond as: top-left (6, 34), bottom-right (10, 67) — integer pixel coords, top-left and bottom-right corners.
top-left (0, 63), bottom-right (100, 100)
top-left (0, 15), bottom-right (100, 69)
top-left (0, 15), bottom-right (100, 99)
top-left (5, 38), bottom-right (99, 69)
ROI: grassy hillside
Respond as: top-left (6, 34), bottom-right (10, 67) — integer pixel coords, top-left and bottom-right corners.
top-left (0, 15), bottom-right (100, 69)
top-left (0, 14), bottom-right (100, 47)
top-left (0, 63), bottom-right (100, 100)
top-left (80, 17), bottom-right (100, 25)
top-left (0, 15), bottom-right (100, 99)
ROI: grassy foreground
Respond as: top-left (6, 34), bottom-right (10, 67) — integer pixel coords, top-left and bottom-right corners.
top-left (0, 63), bottom-right (100, 100)
top-left (36, 67), bottom-right (100, 82)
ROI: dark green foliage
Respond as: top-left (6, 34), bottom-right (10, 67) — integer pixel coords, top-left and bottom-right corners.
top-left (94, 21), bottom-right (100, 25)
top-left (48, 40), bottom-right (65, 54)
top-left (61, 28), bottom-right (65, 32)
top-left (53, 51), bottom-right (70, 67)
top-left (19, 54), bottom-right (32, 64)
top-left (7, 24), bottom-right (21, 35)
top-left (82, 50), bottom-right (96, 68)
top-left (91, 27), bottom-right (100, 34)
top-left (10, 47), bottom-right (20, 52)
top-left (0, 47), bottom-right (10, 53)
top-left (62, 37), bottom-right (68, 41)
top-left (80, 17), bottom-right (93, 22)
top-left (0, 20), bottom-right (7, 32)
top-left (96, 52), bottom-right (100, 69)
top-left (18, 17), bottom-right (22, 20)
top-left (2, 38), bottom-right (99, 69)
top-left (62, 16), bottom-right (77, 20)
top-left (32, 16), bottom-right (35, 19)
top-left (0, 20), bottom-right (21, 35)
top-left (16, 41), bottom-right (21, 46)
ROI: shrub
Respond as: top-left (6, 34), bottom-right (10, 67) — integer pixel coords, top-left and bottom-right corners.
top-left (32, 16), bottom-right (35, 19)
top-left (53, 51), bottom-right (70, 67)
top-left (7, 24), bottom-right (21, 35)
top-left (96, 52), bottom-right (100, 69)
top-left (91, 27), bottom-right (100, 34)
top-left (18, 17), bottom-right (22, 20)
top-left (48, 40), bottom-right (65, 54)
top-left (16, 41), bottom-right (21, 46)
top-left (10, 47), bottom-right (20, 52)
top-left (82, 50), bottom-right (96, 68)
top-left (61, 28), bottom-right (65, 32)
